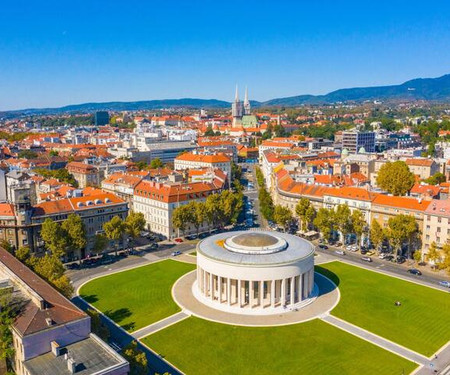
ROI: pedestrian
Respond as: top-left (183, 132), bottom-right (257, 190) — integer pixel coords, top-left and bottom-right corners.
top-left (434, 354), bottom-right (438, 360)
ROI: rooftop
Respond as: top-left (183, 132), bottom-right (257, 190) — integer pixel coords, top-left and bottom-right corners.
top-left (23, 334), bottom-right (128, 375)
top-left (198, 230), bottom-right (314, 265)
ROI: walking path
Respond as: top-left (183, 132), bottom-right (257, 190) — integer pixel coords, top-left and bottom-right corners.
top-left (131, 312), bottom-right (189, 339)
top-left (321, 314), bottom-right (428, 366)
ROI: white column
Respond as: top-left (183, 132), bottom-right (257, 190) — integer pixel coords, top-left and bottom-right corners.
top-left (238, 279), bottom-right (241, 307)
top-left (227, 278), bottom-right (231, 306)
top-left (260, 280), bottom-right (264, 307)
top-left (203, 270), bottom-right (207, 296)
top-left (290, 277), bottom-right (295, 306)
top-left (249, 281), bottom-right (254, 308)
top-left (281, 279), bottom-right (286, 306)
top-left (218, 276), bottom-right (222, 303)
top-left (271, 280), bottom-right (276, 307)
top-left (298, 274), bottom-right (303, 301)
top-left (304, 273), bottom-right (309, 299)
top-left (310, 269), bottom-right (314, 295)
top-left (209, 273), bottom-right (214, 300)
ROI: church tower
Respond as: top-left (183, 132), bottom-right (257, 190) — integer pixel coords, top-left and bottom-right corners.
top-left (231, 85), bottom-right (244, 128)
top-left (244, 86), bottom-right (251, 115)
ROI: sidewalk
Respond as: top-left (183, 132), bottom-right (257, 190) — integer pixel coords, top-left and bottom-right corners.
top-left (321, 315), bottom-right (428, 366)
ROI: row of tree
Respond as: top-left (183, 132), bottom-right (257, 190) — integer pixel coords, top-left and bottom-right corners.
top-left (172, 190), bottom-right (243, 235)
top-left (427, 242), bottom-right (450, 273)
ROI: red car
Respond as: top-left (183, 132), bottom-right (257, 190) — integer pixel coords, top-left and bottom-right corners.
top-left (174, 238), bottom-right (183, 243)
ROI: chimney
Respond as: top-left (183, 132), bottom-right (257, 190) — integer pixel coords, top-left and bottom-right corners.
top-left (67, 358), bottom-right (77, 374)
top-left (45, 317), bottom-right (53, 326)
top-left (51, 341), bottom-right (60, 356)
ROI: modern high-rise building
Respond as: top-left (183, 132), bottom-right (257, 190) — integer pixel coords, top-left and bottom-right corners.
top-left (94, 111), bottom-right (110, 126)
top-left (342, 130), bottom-right (375, 153)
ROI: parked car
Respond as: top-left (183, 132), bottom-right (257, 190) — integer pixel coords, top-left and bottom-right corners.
top-left (365, 251), bottom-right (375, 256)
top-left (360, 248), bottom-right (368, 255)
top-left (361, 256), bottom-right (372, 262)
top-left (407, 268), bottom-right (422, 276)
top-left (378, 253), bottom-right (388, 259)
top-left (439, 280), bottom-right (450, 288)
top-left (149, 243), bottom-right (158, 250)
top-left (335, 250), bottom-right (345, 255)
top-left (318, 244), bottom-right (328, 250)
top-left (174, 238), bottom-right (183, 243)
top-left (172, 251), bottom-right (181, 256)
top-left (396, 256), bottom-right (406, 264)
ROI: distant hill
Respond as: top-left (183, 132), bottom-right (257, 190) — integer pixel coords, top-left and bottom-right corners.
top-left (262, 74), bottom-right (450, 106)
top-left (2, 74), bottom-right (450, 116)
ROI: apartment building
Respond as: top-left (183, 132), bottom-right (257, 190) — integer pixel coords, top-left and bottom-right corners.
top-left (67, 162), bottom-right (100, 188)
top-left (405, 158), bottom-right (439, 180)
top-left (174, 151), bottom-right (231, 184)
top-left (423, 200), bottom-right (450, 254)
top-left (133, 173), bottom-right (226, 239)
top-left (342, 130), bottom-right (375, 153)
top-left (0, 247), bottom-right (129, 375)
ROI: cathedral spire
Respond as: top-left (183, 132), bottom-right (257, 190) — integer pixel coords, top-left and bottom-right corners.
top-left (244, 86), bottom-right (249, 104)
top-left (235, 84), bottom-right (239, 102)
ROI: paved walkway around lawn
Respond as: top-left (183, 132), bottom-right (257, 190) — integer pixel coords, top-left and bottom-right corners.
top-left (131, 312), bottom-right (189, 339)
top-left (173, 253), bottom-right (197, 264)
top-left (321, 314), bottom-right (428, 366)
top-left (171, 270), bottom-right (340, 327)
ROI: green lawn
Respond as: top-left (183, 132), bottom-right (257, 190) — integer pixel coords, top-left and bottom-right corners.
top-left (316, 261), bottom-right (450, 356)
top-left (144, 317), bottom-right (416, 375)
top-left (79, 259), bottom-right (195, 332)
top-left (189, 251), bottom-right (197, 256)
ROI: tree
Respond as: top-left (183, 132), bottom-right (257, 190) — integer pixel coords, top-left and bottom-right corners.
top-left (376, 161), bottom-right (415, 196)
top-left (386, 214), bottom-right (418, 258)
top-left (304, 205), bottom-right (316, 232)
top-left (15, 246), bottom-right (31, 263)
top-left (187, 201), bottom-right (206, 235)
top-left (370, 219), bottom-right (384, 253)
top-left (0, 287), bottom-right (22, 370)
top-left (30, 253), bottom-right (74, 297)
top-left (125, 211), bottom-right (146, 240)
top-left (0, 240), bottom-right (13, 254)
top-left (295, 198), bottom-right (311, 231)
top-left (150, 158), bottom-right (164, 169)
top-left (86, 309), bottom-right (110, 341)
top-left (204, 126), bottom-right (215, 136)
top-left (18, 150), bottom-right (38, 159)
top-left (441, 243), bottom-right (450, 275)
top-left (426, 241), bottom-right (441, 265)
top-left (135, 161), bottom-right (148, 171)
top-left (424, 172), bottom-right (446, 185)
top-left (103, 216), bottom-right (126, 255)
top-left (62, 214), bottom-right (87, 257)
top-left (40, 218), bottom-right (68, 258)
top-left (274, 205), bottom-right (293, 231)
top-left (314, 208), bottom-right (335, 242)
top-left (49, 150), bottom-right (59, 157)
top-left (173, 205), bottom-right (192, 236)
top-left (258, 187), bottom-right (274, 222)
top-left (122, 341), bottom-right (148, 375)
top-left (335, 204), bottom-right (352, 244)
top-left (413, 250), bottom-right (422, 264)
top-left (351, 210), bottom-right (366, 249)
top-left (93, 234), bottom-right (109, 254)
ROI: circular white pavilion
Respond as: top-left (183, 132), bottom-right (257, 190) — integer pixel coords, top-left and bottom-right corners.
top-left (194, 230), bottom-right (317, 315)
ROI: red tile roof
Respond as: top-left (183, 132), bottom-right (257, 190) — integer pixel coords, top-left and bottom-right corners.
top-left (0, 247), bottom-right (86, 336)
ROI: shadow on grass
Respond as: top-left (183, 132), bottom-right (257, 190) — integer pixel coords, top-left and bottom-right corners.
top-left (315, 265), bottom-right (340, 296)
top-left (80, 294), bottom-right (99, 304)
top-left (105, 308), bottom-right (133, 324)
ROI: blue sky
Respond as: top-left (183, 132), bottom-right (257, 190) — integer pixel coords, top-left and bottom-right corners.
top-left (1, 0), bottom-right (449, 110)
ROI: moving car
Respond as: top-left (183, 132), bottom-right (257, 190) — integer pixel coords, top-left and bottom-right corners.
top-left (172, 251), bottom-right (181, 256)
top-left (174, 238), bottom-right (183, 243)
top-left (439, 280), bottom-right (450, 288)
top-left (361, 256), bottom-right (372, 262)
top-left (335, 250), bottom-right (345, 255)
top-left (407, 268), bottom-right (422, 276)
top-left (318, 244), bottom-right (328, 250)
